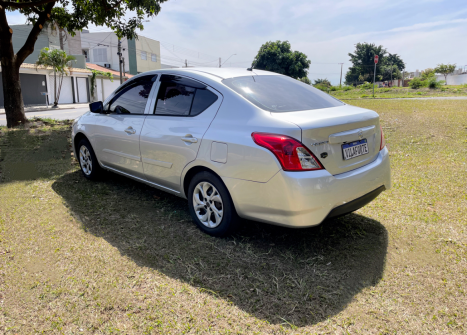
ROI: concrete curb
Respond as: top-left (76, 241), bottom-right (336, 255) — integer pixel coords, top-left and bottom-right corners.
top-left (0, 104), bottom-right (89, 115)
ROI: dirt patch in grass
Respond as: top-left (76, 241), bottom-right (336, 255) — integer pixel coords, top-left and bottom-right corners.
top-left (1, 103), bottom-right (466, 333)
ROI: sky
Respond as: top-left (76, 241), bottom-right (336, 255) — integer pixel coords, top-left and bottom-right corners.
top-left (6, 0), bottom-right (467, 85)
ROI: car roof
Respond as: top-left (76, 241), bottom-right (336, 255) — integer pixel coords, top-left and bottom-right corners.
top-left (186, 67), bottom-right (279, 79)
top-left (135, 67), bottom-right (280, 81)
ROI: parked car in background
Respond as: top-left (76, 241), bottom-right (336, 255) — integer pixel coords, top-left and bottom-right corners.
top-left (72, 68), bottom-right (391, 236)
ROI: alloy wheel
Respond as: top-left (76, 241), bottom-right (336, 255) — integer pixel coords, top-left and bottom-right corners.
top-left (79, 145), bottom-right (93, 176)
top-left (193, 181), bottom-right (224, 228)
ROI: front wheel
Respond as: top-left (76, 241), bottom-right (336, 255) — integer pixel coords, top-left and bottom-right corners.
top-left (77, 138), bottom-right (102, 180)
top-left (188, 171), bottom-right (240, 237)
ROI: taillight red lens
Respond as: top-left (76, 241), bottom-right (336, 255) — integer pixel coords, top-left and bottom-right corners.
top-left (251, 132), bottom-right (323, 171)
top-left (380, 125), bottom-right (386, 151)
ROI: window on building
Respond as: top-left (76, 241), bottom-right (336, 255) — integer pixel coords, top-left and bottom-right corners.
top-left (141, 51), bottom-right (147, 60)
top-left (151, 53), bottom-right (157, 62)
top-left (107, 76), bottom-right (156, 114)
top-left (93, 48), bottom-right (107, 62)
top-left (82, 49), bottom-right (89, 62)
top-left (154, 75), bottom-right (218, 116)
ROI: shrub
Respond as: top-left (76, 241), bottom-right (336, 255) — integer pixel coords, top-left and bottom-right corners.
top-left (409, 78), bottom-right (425, 89)
top-left (313, 84), bottom-right (328, 92)
top-left (342, 86), bottom-right (352, 91)
top-left (330, 86), bottom-right (339, 91)
top-left (314, 78), bottom-right (331, 86)
top-left (427, 78), bottom-right (443, 89)
top-left (359, 82), bottom-right (375, 90)
top-left (360, 94), bottom-right (369, 98)
top-left (299, 77), bottom-right (311, 85)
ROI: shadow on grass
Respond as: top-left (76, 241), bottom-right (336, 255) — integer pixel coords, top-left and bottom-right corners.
top-left (52, 170), bottom-right (388, 327)
top-left (0, 126), bottom-right (72, 183)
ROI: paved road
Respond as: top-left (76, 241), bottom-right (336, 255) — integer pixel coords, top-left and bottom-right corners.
top-left (0, 108), bottom-right (89, 126)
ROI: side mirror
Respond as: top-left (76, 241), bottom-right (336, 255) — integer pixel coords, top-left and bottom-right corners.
top-left (89, 101), bottom-right (104, 113)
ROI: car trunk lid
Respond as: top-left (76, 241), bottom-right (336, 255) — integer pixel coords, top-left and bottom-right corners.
top-left (270, 104), bottom-right (381, 175)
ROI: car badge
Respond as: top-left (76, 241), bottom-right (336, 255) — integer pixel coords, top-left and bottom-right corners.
top-left (358, 130), bottom-right (363, 139)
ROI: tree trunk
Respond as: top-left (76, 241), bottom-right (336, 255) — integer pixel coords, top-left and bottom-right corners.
top-left (53, 68), bottom-right (58, 106)
top-left (1, 60), bottom-right (27, 128)
top-left (0, 2), bottom-right (55, 127)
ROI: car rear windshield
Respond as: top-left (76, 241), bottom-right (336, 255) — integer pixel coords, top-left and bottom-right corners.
top-left (222, 75), bottom-right (344, 112)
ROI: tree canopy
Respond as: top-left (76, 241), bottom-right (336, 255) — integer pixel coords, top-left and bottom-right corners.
top-left (252, 40), bottom-right (311, 80)
top-left (35, 47), bottom-right (75, 106)
top-left (345, 43), bottom-right (405, 85)
top-left (10, 0), bottom-right (167, 40)
top-left (434, 64), bottom-right (456, 85)
top-left (0, 0), bottom-right (168, 127)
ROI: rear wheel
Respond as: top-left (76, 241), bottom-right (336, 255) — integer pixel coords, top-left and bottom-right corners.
top-left (77, 138), bottom-right (102, 180)
top-left (188, 171), bottom-right (240, 237)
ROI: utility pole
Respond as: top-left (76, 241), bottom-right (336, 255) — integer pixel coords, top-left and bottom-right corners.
top-left (338, 63), bottom-right (344, 87)
top-left (117, 39), bottom-right (123, 84)
top-left (390, 62), bottom-right (393, 85)
top-left (185, 59), bottom-right (188, 68)
top-left (219, 57), bottom-right (221, 68)
top-left (373, 62), bottom-right (377, 98)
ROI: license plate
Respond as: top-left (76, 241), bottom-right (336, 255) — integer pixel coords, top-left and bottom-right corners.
top-left (342, 139), bottom-right (369, 160)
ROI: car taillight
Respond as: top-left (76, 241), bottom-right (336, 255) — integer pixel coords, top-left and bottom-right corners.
top-left (380, 125), bottom-right (386, 151)
top-left (251, 132), bottom-right (323, 171)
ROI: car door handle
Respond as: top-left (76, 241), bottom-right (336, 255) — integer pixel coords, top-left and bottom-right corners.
top-left (125, 127), bottom-right (136, 135)
top-left (181, 135), bottom-right (198, 143)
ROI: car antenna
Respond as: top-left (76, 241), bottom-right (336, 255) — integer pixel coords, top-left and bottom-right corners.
top-left (247, 60), bottom-right (257, 71)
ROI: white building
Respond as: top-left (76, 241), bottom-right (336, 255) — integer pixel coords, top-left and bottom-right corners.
top-left (80, 31), bottom-right (162, 75)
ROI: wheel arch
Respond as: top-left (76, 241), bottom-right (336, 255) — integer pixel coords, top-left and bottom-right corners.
top-left (183, 165), bottom-right (215, 198)
top-left (182, 164), bottom-right (230, 201)
top-left (73, 132), bottom-right (89, 156)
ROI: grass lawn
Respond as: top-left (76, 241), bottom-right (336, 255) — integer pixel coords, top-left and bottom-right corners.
top-left (328, 85), bottom-right (467, 100)
top-left (0, 100), bottom-right (466, 334)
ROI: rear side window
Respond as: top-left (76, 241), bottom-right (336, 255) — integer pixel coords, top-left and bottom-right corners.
top-left (154, 75), bottom-right (218, 116)
top-left (191, 89), bottom-right (218, 116)
top-left (222, 75), bottom-right (344, 112)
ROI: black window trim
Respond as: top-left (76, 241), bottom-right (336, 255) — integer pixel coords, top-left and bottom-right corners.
top-left (149, 74), bottom-right (221, 118)
top-left (105, 74), bottom-right (158, 115)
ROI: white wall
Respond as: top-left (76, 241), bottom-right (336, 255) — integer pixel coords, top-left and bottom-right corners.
top-left (48, 74), bottom-right (74, 104)
top-left (76, 77), bottom-right (88, 103)
top-left (435, 74), bottom-right (467, 85)
top-left (103, 79), bottom-right (120, 100)
top-left (92, 77), bottom-right (121, 102)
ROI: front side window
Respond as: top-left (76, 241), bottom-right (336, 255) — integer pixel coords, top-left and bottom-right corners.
top-left (222, 75), bottom-right (344, 112)
top-left (154, 75), bottom-right (218, 116)
top-left (141, 51), bottom-right (147, 60)
top-left (108, 76), bottom-right (156, 114)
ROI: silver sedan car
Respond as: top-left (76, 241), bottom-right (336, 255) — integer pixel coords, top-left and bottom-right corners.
top-left (72, 68), bottom-right (391, 236)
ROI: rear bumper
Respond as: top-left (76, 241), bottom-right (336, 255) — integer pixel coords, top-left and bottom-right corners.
top-left (222, 147), bottom-right (391, 228)
top-left (327, 185), bottom-right (385, 219)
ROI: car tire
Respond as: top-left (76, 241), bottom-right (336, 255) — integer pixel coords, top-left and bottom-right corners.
top-left (188, 171), bottom-right (240, 237)
top-left (77, 138), bottom-right (102, 181)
